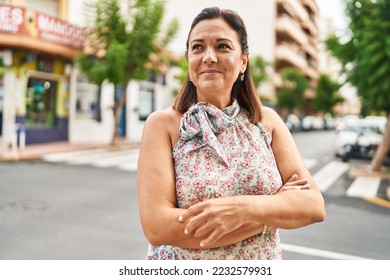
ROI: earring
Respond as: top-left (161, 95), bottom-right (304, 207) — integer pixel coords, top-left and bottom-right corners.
top-left (240, 73), bottom-right (244, 81)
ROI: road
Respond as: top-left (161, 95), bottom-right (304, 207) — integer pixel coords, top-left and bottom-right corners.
top-left (0, 130), bottom-right (389, 259)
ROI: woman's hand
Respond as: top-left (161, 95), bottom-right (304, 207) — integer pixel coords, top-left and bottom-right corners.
top-left (178, 196), bottom-right (248, 247)
top-left (177, 174), bottom-right (309, 247)
top-left (278, 173), bottom-right (310, 192)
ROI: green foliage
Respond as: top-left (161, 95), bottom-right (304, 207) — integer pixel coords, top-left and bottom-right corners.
top-left (325, 0), bottom-right (390, 114)
top-left (250, 55), bottom-right (269, 89)
top-left (276, 68), bottom-right (309, 112)
top-left (76, 0), bottom-right (179, 144)
top-left (176, 56), bottom-right (188, 86)
top-left (313, 74), bottom-right (344, 116)
top-left (76, 0), bottom-right (179, 85)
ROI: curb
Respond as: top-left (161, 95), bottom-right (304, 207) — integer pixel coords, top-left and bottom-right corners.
top-left (348, 165), bottom-right (390, 180)
top-left (0, 142), bottom-right (140, 163)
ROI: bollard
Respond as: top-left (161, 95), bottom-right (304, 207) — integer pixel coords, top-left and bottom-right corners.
top-left (13, 123), bottom-right (26, 152)
top-left (19, 128), bottom-right (26, 150)
top-left (11, 130), bottom-right (17, 154)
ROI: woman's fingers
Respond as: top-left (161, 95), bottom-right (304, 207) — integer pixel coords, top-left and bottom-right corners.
top-left (279, 174), bottom-right (310, 192)
top-left (178, 203), bottom-right (202, 223)
top-left (284, 178), bottom-right (308, 186)
top-left (286, 173), bottom-right (298, 183)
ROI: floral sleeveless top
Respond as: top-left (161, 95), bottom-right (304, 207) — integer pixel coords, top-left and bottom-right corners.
top-left (146, 100), bottom-right (283, 260)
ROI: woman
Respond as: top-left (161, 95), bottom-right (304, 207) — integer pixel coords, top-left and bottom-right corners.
top-left (137, 7), bottom-right (325, 260)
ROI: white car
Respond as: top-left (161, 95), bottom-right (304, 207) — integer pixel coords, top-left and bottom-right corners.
top-left (285, 114), bottom-right (301, 132)
top-left (301, 116), bottom-right (325, 131)
top-left (334, 118), bottom-right (384, 161)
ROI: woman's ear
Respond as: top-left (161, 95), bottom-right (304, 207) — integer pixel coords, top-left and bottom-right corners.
top-left (241, 53), bottom-right (249, 73)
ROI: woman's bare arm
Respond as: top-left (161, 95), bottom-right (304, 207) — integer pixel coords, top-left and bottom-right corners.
top-left (179, 107), bottom-right (325, 247)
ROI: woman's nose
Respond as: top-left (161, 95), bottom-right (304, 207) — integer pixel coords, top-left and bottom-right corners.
top-left (203, 48), bottom-right (217, 63)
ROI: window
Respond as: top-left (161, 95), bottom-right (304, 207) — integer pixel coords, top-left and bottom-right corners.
top-left (139, 82), bottom-right (155, 121)
top-left (25, 78), bottom-right (57, 128)
top-left (75, 82), bottom-right (101, 121)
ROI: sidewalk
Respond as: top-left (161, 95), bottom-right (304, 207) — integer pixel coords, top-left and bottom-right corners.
top-left (0, 139), bottom-right (140, 163)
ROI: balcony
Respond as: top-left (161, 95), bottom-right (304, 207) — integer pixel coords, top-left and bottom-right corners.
top-left (302, 19), bottom-right (318, 37)
top-left (302, 43), bottom-right (318, 60)
top-left (276, 15), bottom-right (308, 46)
top-left (301, 0), bottom-right (319, 15)
top-left (277, 0), bottom-right (309, 22)
top-left (275, 43), bottom-right (307, 69)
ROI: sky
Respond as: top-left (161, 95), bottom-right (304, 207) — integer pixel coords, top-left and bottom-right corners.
top-left (316, 0), bottom-right (348, 29)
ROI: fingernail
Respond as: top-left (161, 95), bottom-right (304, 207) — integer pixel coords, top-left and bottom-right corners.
top-left (184, 229), bottom-right (189, 235)
top-left (200, 242), bottom-right (205, 247)
top-left (302, 184), bottom-right (310, 189)
top-left (178, 215), bottom-right (184, 222)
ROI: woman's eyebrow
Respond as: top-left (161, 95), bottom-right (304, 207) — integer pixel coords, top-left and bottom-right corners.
top-left (190, 37), bottom-right (233, 43)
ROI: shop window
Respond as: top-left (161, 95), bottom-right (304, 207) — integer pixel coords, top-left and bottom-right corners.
top-left (25, 78), bottom-right (57, 128)
top-left (37, 56), bottom-right (54, 73)
top-left (75, 82), bottom-right (101, 121)
top-left (139, 82), bottom-right (155, 121)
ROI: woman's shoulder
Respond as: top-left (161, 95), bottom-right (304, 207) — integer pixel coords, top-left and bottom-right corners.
top-left (143, 107), bottom-right (182, 145)
top-left (260, 106), bottom-right (284, 133)
top-left (145, 106), bottom-right (182, 127)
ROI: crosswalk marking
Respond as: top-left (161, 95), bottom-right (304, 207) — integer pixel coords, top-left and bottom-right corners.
top-left (281, 243), bottom-right (373, 260)
top-left (42, 148), bottom-right (140, 171)
top-left (90, 149), bottom-right (139, 168)
top-left (42, 148), bottom-right (108, 162)
top-left (313, 161), bottom-right (349, 192)
top-left (64, 150), bottom-right (131, 165)
top-left (347, 176), bottom-right (381, 197)
top-left (117, 161), bottom-right (138, 171)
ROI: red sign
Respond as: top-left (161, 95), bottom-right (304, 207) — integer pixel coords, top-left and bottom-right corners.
top-left (0, 4), bottom-right (84, 49)
top-left (0, 5), bottom-right (27, 34)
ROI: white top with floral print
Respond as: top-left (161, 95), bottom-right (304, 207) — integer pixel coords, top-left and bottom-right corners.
top-left (146, 100), bottom-right (283, 260)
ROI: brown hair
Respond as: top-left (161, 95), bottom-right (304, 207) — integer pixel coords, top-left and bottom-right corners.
top-left (172, 7), bottom-right (263, 123)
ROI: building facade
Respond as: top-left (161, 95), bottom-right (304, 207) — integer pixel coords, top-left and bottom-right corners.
top-left (0, 0), bottom-right (83, 146)
top-left (275, 0), bottom-right (320, 115)
top-left (0, 0), bottom-right (181, 147)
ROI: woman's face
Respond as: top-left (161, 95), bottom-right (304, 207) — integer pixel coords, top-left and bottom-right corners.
top-left (187, 18), bottom-right (248, 104)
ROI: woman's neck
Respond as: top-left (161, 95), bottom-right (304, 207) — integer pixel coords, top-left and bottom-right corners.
top-left (196, 95), bottom-right (232, 109)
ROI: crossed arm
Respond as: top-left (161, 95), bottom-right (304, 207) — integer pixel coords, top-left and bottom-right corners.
top-left (137, 108), bottom-right (325, 249)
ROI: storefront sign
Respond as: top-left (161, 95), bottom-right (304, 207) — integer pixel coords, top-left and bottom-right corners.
top-left (0, 4), bottom-right (84, 49)
top-left (36, 13), bottom-right (84, 49)
top-left (0, 5), bottom-right (26, 34)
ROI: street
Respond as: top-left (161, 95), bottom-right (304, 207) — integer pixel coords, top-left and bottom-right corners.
top-left (0, 130), bottom-right (389, 260)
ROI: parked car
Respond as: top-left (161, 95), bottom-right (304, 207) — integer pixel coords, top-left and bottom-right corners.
top-left (285, 114), bottom-right (301, 132)
top-left (301, 116), bottom-right (325, 131)
top-left (364, 116), bottom-right (387, 134)
top-left (334, 118), bottom-right (383, 161)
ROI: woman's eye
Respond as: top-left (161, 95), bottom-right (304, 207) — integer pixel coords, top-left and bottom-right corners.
top-left (218, 44), bottom-right (229, 50)
top-left (191, 44), bottom-right (202, 50)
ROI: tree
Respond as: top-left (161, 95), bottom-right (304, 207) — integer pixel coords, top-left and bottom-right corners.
top-left (77, 0), bottom-right (179, 144)
top-left (276, 68), bottom-right (309, 114)
top-left (326, 0), bottom-right (390, 171)
top-left (313, 74), bottom-right (344, 116)
top-left (249, 55), bottom-right (269, 104)
top-left (250, 55), bottom-right (269, 89)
